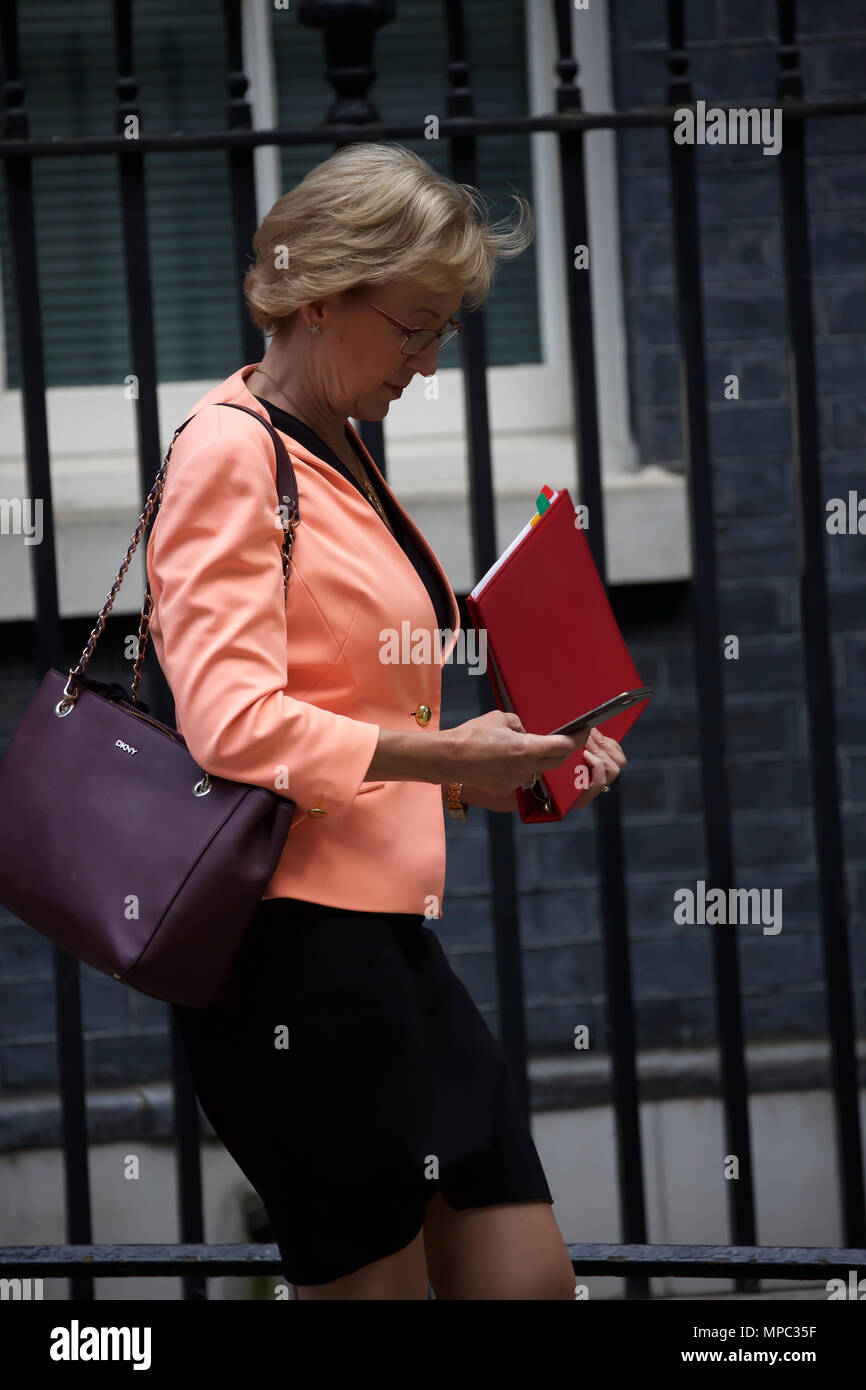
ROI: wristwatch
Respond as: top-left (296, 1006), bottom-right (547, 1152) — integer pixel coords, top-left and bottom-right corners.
top-left (445, 782), bottom-right (469, 820)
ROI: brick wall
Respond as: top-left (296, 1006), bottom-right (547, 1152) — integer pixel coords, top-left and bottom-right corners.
top-left (438, 0), bottom-right (866, 1053)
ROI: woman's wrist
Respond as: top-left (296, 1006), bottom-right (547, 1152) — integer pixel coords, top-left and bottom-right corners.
top-left (365, 727), bottom-right (462, 785)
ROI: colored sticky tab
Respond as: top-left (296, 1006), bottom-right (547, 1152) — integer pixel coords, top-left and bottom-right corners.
top-left (530, 513), bottom-right (542, 527)
top-left (535, 490), bottom-right (551, 516)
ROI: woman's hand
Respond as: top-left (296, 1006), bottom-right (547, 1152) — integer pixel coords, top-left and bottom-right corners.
top-left (442, 709), bottom-right (589, 798)
top-left (574, 728), bottom-right (627, 808)
top-left (450, 724), bottom-right (627, 814)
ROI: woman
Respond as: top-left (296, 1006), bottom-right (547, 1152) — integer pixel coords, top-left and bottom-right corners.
top-left (145, 142), bottom-right (626, 1300)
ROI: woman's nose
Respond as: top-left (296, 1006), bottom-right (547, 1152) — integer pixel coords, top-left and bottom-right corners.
top-left (407, 339), bottom-right (440, 375)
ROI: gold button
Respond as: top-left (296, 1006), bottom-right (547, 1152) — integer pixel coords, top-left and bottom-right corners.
top-left (414, 704), bottom-right (432, 725)
top-left (308, 807), bottom-right (327, 818)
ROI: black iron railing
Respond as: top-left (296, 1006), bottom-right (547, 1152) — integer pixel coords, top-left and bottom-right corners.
top-left (0, 0), bottom-right (864, 1300)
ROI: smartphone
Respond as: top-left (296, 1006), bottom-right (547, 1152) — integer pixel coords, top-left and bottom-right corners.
top-left (547, 686), bottom-right (654, 738)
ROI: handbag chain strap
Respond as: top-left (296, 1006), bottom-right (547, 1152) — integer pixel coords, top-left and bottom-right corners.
top-left (59, 402), bottom-right (300, 709)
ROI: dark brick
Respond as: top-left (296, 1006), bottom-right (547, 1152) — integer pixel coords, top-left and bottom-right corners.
top-left (845, 635), bottom-right (866, 686)
top-left (442, 831), bottom-right (492, 894)
top-left (523, 999), bottom-right (602, 1051)
top-left (724, 700), bottom-right (801, 757)
top-left (728, 757), bottom-right (815, 814)
top-left (534, 822), bottom-right (600, 888)
top-left (0, 980), bottom-right (54, 1041)
top-left (87, 1032), bottom-right (173, 1087)
top-left (797, 0), bottom-right (866, 35)
top-left (613, 1), bottom-right (668, 47)
top-left (679, 995), bottom-right (725, 1046)
top-left (687, 47), bottom-right (776, 103)
top-left (823, 43), bottom-right (866, 90)
top-left (713, 458), bottom-right (790, 519)
top-left (0, 921), bottom-right (54, 977)
top-left (624, 701), bottom-right (699, 761)
top-left (632, 934), bottom-right (714, 995)
top-left (618, 764), bottom-right (669, 817)
top-left (842, 810), bottom-right (866, 864)
top-left (80, 971), bottom-right (132, 1032)
top-left (720, 638), bottom-right (805, 694)
top-left (669, 762), bottom-right (706, 816)
top-left (522, 888), bottom-right (600, 944)
top-left (739, 932), bottom-right (822, 989)
top-left (626, 288), bottom-right (677, 347)
top-left (807, 115), bottom-right (866, 157)
top-left (524, 942), bottom-right (603, 1003)
top-left (722, 0), bottom-right (774, 40)
top-left (816, 338), bottom-right (866, 396)
top-left (833, 401), bottom-right (866, 450)
top-left (705, 289), bottom-right (787, 342)
top-left (618, 126), bottom-right (668, 172)
top-left (623, 228), bottom-right (675, 290)
top-left (812, 163), bottom-right (866, 213)
top-left (836, 695), bottom-right (866, 746)
top-left (627, 877), bottom-right (690, 937)
top-left (442, 947), bottom-right (496, 1010)
top-left (820, 285), bottom-right (866, 335)
top-left (740, 990), bottom-right (829, 1041)
top-left (708, 349), bottom-right (787, 402)
top-left (849, 755), bottom-right (866, 805)
top-left (716, 519), bottom-right (800, 579)
top-left (828, 578), bottom-right (866, 633)
top-left (630, 350), bottom-right (679, 408)
top-left (717, 582), bottom-right (788, 634)
top-left (635, 995), bottom-right (689, 1048)
top-left (1, 1041), bottom-right (59, 1090)
top-left (435, 894), bottom-right (493, 948)
top-left (709, 406), bottom-right (791, 458)
top-left (625, 819), bottom-right (707, 876)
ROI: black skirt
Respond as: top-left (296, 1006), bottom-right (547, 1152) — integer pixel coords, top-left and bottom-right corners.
top-left (171, 897), bottom-right (553, 1287)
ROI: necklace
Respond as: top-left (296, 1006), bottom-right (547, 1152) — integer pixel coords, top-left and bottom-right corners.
top-left (252, 364), bottom-right (391, 527)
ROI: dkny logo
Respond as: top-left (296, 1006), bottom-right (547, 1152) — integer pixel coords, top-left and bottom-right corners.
top-left (115, 739), bottom-right (138, 755)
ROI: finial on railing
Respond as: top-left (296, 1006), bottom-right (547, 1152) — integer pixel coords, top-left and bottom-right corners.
top-left (298, 0), bottom-right (396, 125)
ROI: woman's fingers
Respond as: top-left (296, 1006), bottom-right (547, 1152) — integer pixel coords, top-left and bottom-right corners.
top-left (586, 728), bottom-right (627, 769)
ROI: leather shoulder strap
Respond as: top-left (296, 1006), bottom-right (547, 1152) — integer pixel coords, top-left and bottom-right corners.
top-left (211, 401), bottom-right (299, 521)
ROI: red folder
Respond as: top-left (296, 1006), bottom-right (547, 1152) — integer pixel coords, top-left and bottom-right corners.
top-left (465, 487), bottom-right (650, 822)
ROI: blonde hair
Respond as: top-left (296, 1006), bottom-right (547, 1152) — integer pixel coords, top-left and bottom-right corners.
top-left (243, 142), bottom-right (533, 335)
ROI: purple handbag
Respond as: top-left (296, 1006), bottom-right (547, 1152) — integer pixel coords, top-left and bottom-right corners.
top-left (0, 402), bottom-right (300, 1008)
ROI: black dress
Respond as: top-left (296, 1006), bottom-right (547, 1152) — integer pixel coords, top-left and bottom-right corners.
top-left (170, 399), bottom-right (554, 1288)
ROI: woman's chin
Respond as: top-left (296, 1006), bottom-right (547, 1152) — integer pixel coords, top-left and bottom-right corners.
top-left (355, 399), bottom-right (392, 422)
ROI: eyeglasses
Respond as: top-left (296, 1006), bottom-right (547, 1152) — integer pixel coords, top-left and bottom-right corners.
top-left (362, 299), bottom-right (463, 356)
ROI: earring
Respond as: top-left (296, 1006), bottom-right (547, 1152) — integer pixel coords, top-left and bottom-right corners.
top-left (308, 321), bottom-right (321, 335)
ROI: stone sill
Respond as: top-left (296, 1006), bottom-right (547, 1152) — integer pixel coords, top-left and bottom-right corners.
top-left (0, 443), bottom-right (690, 622)
top-left (0, 1039), bottom-right (862, 1155)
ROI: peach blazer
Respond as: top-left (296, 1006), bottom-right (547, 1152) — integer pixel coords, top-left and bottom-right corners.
top-left (145, 363), bottom-right (461, 917)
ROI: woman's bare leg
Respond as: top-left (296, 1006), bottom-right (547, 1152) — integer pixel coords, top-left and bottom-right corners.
top-left (423, 1191), bottom-right (574, 1300)
top-left (295, 1226), bottom-right (428, 1300)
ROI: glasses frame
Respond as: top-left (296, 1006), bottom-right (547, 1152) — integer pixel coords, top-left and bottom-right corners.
top-left (362, 299), bottom-right (463, 356)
